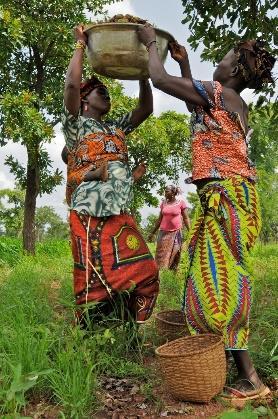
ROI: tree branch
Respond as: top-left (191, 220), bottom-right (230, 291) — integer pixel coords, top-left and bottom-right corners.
top-left (42, 40), bottom-right (55, 65)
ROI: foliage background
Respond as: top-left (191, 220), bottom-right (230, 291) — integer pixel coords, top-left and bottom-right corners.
top-left (0, 0), bottom-right (277, 245)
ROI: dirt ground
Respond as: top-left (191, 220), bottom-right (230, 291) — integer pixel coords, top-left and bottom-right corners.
top-left (93, 362), bottom-right (276, 419)
top-left (24, 356), bottom-right (277, 419)
top-left (94, 375), bottom-right (226, 419)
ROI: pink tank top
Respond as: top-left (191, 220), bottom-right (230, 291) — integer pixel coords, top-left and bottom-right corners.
top-left (160, 199), bottom-right (187, 231)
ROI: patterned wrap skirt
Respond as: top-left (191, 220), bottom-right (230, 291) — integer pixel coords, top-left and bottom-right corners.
top-left (155, 229), bottom-right (183, 270)
top-left (183, 176), bottom-right (261, 350)
top-left (70, 210), bottom-right (159, 323)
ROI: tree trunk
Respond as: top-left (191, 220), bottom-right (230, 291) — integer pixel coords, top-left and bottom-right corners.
top-left (22, 45), bottom-right (43, 255)
top-left (22, 150), bottom-right (39, 254)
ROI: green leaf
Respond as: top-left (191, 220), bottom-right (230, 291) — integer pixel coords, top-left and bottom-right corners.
top-left (220, 409), bottom-right (258, 418)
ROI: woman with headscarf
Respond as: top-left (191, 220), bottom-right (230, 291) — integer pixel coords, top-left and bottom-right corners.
top-left (62, 24), bottom-right (159, 326)
top-left (149, 185), bottom-right (190, 271)
top-left (138, 25), bottom-right (275, 400)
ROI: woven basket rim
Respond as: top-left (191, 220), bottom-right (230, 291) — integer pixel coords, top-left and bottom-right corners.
top-left (155, 310), bottom-right (185, 326)
top-left (155, 334), bottom-right (223, 358)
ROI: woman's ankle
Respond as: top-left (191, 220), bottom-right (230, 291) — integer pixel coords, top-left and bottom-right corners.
top-left (237, 369), bottom-right (262, 388)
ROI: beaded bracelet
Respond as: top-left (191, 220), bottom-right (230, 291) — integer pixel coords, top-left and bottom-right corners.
top-left (75, 40), bottom-right (86, 51)
top-left (146, 40), bottom-right (157, 52)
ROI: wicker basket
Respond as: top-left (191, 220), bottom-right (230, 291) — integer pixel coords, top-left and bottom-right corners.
top-left (155, 334), bottom-right (226, 402)
top-left (155, 310), bottom-right (189, 342)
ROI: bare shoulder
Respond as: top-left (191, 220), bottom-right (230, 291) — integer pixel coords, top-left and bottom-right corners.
top-left (242, 98), bottom-right (249, 114)
top-left (222, 87), bottom-right (249, 132)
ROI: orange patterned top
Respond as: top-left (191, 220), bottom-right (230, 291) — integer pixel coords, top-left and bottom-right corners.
top-left (61, 106), bottom-right (134, 210)
top-left (66, 130), bottom-right (129, 205)
top-left (186, 80), bottom-right (256, 184)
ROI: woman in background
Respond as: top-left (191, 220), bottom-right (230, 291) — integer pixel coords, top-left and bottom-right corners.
top-left (149, 185), bottom-right (190, 270)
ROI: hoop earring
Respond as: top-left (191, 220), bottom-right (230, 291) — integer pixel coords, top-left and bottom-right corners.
top-left (84, 103), bottom-right (88, 111)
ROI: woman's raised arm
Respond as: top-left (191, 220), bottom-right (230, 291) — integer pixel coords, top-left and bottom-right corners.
top-left (137, 25), bottom-right (209, 107)
top-left (64, 25), bottom-right (88, 116)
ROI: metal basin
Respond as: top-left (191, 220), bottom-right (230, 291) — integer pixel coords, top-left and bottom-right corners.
top-left (84, 23), bottom-right (174, 80)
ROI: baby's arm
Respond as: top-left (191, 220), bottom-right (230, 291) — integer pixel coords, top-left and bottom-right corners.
top-left (83, 162), bottom-right (109, 182)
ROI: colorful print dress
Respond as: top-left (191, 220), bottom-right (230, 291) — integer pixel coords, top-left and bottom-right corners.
top-left (183, 81), bottom-right (261, 350)
top-left (62, 106), bottom-right (159, 321)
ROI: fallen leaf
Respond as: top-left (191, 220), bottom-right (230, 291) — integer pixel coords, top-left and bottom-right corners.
top-left (130, 384), bottom-right (140, 395)
top-left (253, 405), bottom-right (268, 415)
top-left (138, 402), bottom-right (148, 409)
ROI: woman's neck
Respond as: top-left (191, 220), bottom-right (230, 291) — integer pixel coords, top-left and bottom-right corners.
top-left (82, 108), bottom-right (103, 121)
top-left (166, 197), bottom-right (176, 203)
top-left (221, 78), bottom-right (245, 94)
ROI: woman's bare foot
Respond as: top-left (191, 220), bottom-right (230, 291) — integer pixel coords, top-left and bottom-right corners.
top-left (84, 161), bottom-right (109, 182)
top-left (235, 369), bottom-right (263, 390)
top-left (132, 162), bottom-right (147, 182)
top-left (231, 350), bottom-right (264, 390)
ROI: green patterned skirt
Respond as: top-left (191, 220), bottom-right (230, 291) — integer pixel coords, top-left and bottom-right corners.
top-left (183, 176), bottom-right (261, 350)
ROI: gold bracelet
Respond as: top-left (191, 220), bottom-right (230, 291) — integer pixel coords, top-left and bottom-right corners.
top-left (75, 40), bottom-right (86, 51)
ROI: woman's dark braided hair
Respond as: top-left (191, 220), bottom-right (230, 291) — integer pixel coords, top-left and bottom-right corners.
top-left (234, 40), bottom-right (276, 91)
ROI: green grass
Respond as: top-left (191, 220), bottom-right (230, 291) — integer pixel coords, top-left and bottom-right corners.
top-left (0, 238), bottom-right (277, 417)
top-left (249, 244), bottom-right (278, 380)
top-left (0, 236), bottom-right (22, 266)
top-left (0, 239), bottom-right (151, 417)
top-left (156, 269), bottom-right (183, 311)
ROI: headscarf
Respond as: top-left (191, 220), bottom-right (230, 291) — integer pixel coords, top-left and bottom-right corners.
top-left (234, 40), bottom-right (276, 90)
top-left (80, 76), bottom-right (107, 100)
